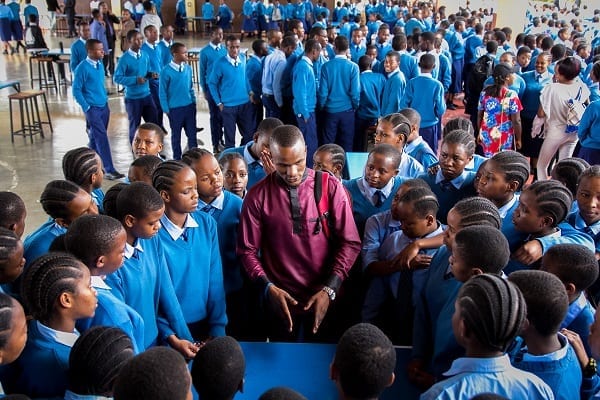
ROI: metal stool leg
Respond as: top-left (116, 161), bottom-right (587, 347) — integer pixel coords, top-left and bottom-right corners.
top-left (9, 97), bottom-right (14, 143)
top-left (32, 95), bottom-right (44, 139)
top-left (42, 91), bottom-right (53, 133)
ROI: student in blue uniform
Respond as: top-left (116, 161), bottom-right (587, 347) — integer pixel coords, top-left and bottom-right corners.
top-left (62, 147), bottom-right (106, 213)
top-left (0, 191), bottom-right (26, 239)
top-left (70, 22), bottom-right (90, 73)
top-left (128, 155), bottom-right (163, 185)
top-left (398, 108), bottom-right (438, 169)
top-left (132, 122), bottom-right (165, 160)
top-left (219, 117), bottom-right (282, 190)
top-left (380, 51), bottom-right (405, 116)
top-left (569, 166), bottom-right (600, 255)
top-left (0, 292), bottom-right (27, 395)
top-left (408, 197), bottom-right (502, 389)
top-left (23, 180), bottom-right (99, 269)
top-left (157, 25), bottom-right (174, 67)
top-left (344, 144), bottom-right (403, 237)
top-left (247, 39), bottom-right (267, 133)
top-left (355, 55), bottom-right (385, 152)
top-left (542, 244), bottom-right (597, 356)
top-left (64, 215), bottom-right (145, 354)
top-left (219, 152), bottom-right (249, 199)
top-left (113, 30), bottom-right (159, 144)
top-left (551, 158), bottom-right (590, 203)
top-left (391, 33), bottom-right (419, 81)
top-left (65, 326), bottom-right (134, 400)
top-left (106, 182), bottom-right (196, 357)
top-left (421, 274), bottom-right (553, 400)
top-left (73, 39), bottom-right (124, 180)
top-left (418, 129), bottom-right (477, 224)
top-left (0, 228), bottom-right (25, 290)
top-left (7, 253), bottom-right (98, 398)
top-left (152, 161), bottom-right (227, 340)
top-left (509, 270), bottom-right (582, 400)
top-left (159, 42), bottom-right (197, 160)
top-left (142, 24), bottom-right (165, 131)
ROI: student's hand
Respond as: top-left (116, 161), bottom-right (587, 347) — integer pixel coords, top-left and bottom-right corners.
top-left (218, 103), bottom-right (224, 112)
top-left (151, 72), bottom-right (159, 79)
top-left (304, 289), bottom-right (330, 334)
top-left (394, 241), bottom-right (422, 270)
top-left (515, 138), bottom-right (522, 150)
top-left (427, 164), bottom-right (440, 176)
top-left (407, 358), bottom-right (436, 391)
top-left (408, 254), bottom-right (433, 270)
top-left (267, 284), bottom-right (298, 333)
top-left (136, 76), bottom-right (146, 84)
top-left (512, 240), bottom-right (543, 265)
top-left (561, 328), bottom-right (589, 369)
top-left (261, 150), bottom-right (275, 175)
top-left (167, 335), bottom-right (200, 359)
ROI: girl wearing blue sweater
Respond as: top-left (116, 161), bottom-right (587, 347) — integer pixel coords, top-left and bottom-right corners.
top-left (153, 161), bottom-right (227, 341)
top-left (0, 293), bottom-right (27, 395)
top-left (62, 147), bottom-right (106, 214)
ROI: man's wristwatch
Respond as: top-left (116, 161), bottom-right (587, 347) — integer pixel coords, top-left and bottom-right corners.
top-left (321, 286), bottom-right (336, 301)
top-left (584, 357), bottom-right (597, 378)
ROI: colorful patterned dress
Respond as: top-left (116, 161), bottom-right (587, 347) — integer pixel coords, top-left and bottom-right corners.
top-left (477, 86), bottom-right (523, 157)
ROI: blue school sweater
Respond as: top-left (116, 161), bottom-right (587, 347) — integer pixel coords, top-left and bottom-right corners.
top-left (293, 56), bottom-right (317, 118)
top-left (399, 53), bottom-right (419, 81)
top-left (350, 43), bottom-right (366, 63)
top-left (404, 18), bottom-right (426, 36)
top-left (436, 52), bottom-right (452, 91)
top-left (520, 71), bottom-right (553, 119)
top-left (76, 277), bottom-right (146, 354)
top-left (406, 137), bottom-right (438, 169)
top-left (561, 293), bottom-right (595, 357)
top-left (91, 188), bottom-right (105, 214)
top-left (73, 58), bottom-right (108, 111)
top-left (445, 30), bottom-right (465, 60)
top-left (70, 38), bottom-right (87, 72)
top-left (141, 42), bottom-right (163, 77)
top-left (246, 54), bottom-right (263, 97)
top-left (208, 54), bottom-right (251, 107)
top-left (512, 335), bottom-right (582, 400)
top-left (344, 177), bottom-right (403, 237)
top-left (464, 34), bottom-right (483, 65)
top-left (412, 245), bottom-right (464, 379)
top-left (200, 43), bottom-right (227, 92)
top-left (318, 55), bottom-right (360, 113)
top-left (418, 170), bottom-right (477, 225)
top-left (113, 51), bottom-right (152, 100)
top-left (202, 1), bottom-right (214, 18)
top-left (220, 142), bottom-right (266, 189)
top-left (159, 62), bottom-right (195, 113)
top-left (579, 100), bottom-right (600, 150)
top-left (358, 71), bottom-right (385, 120)
top-left (199, 191), bottom-right (244, 294)
top-left (157, 212), bottom-right (227, 336)
top-left (381, 68), bottom-right (406, 116)
top-left (105, 236), bottom-right (193, 348)
top-left (401, 74), bottom-right (446, 128)
top-left (157, 39), bottom-right (172, 67)
top-left (23, 220), bottom-right (66, 268)
top-left (7, 320), bottom-right (72, 398)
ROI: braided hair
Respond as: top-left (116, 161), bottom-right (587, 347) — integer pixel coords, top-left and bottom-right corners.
top-left (522, 180), bottom-right (572, 227)
top-left (0, 292), bottom-right (19, 350)
top-left (489, 151), bottom-right (530, 191)
top-left (443, 117), bottom-right (474, 138)
top-left (62, 147), bottom-right (101, 190)
top-left (397, 186), bottom-right (439, 218)
top-left (378, 113), bottom-right (412, 144)
top-left (0, 192), bottom-right (26, 235)
top-left (129, 155), bottom-right (163, 184)
top-left (314, 143), bottom-right (346, 171)
top-left (40, 180), bottom-right (85, 221)
top-left (152, 160), bottom-right (191, 194)
top-left (452, 197), bottom-right (502, 229)
top-left (102, 183), bottom-right (128, 220)
top-left (443, 129), bottom-right (476, 157)
top-left (551, 157), bottom-right (590, 198)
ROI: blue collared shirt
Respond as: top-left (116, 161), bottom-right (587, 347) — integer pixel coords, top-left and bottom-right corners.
top-left (357, 176), bottom-right (396, 206)
top-left (435, 168), bottom-right (469, 189)
top-left (36, 321), bottom-right (79, 348)
top-left (124, 240), bottom-right (144, 259)
top-left (159, 213), bottom-right (199, 241)
top-left (198, 191), bottom-right (225, 212)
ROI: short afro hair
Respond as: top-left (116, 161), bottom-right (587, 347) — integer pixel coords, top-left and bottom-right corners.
top-left (333, 323), bottom-right (396, 399)
top-left (191, 336), bottom-right (245, 400)
top-left (64, 214), bottom-right (125, 268)
top-left (454, 226), bottom-right (510, 274)
top-left (270, 125), bottom-right (305, 149)
top-left (509, 270), bottom-right (569, 337)
top-left (116, 182), bottom-right (164, 222)
top-left (368, 144), bottom-right (402, 170)
top-left (113, 347), bottom-right (191, 400)
top-left (542, 244), bottom-right (599, 292)
top-left (259, 387), bottom-right (308, 400)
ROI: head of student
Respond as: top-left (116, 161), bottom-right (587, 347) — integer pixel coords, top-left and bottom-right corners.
top-left (152, 160), bottom-right (199, 214)
top-left (313, 143), bottom-right (346, 180)
top-left (210, 26), bottom-right (224, 45)
top-left (259, 387), bottom-right (308, 400)
top-left (40, 180), bottom-right (99, 228)
top-left (132, 122), bottom-right (164, 159)
top-left (251, 117), bottom-right (283, 158)
top-left (509, 270), bottom-right (568, 338)
top-left (102, 183), bottom-right (128, 220)
top-left (226, 35), bottom-right (241, 59)
top-left (191, 336), bottom-right (245, 400)
top-left (439, 129), bottom-right (476, 181)
top-left (513, 180), bottom-right (572, 235)
top-left (476, 151), bottom-right (530, 208)
top-left (375, 113), bottom-right (411, 150)
top-left (398, 108), bottom-right (422, 142)
top-left (116, 182), bottom-right (165, 242)
top-left (331, 323), bottom-right (395, 400)
top-left (85, 38), bottom-right (105, 61)
top-left (143, 24), bottom-right (158, 43)
top-left (383, 50), bottom-right (400, 74)
top-left (182, 149), bottom-right (223, 204)
top-left (550, 157), bottom-right (590, 199)
top-left (128, 155), bottom-right (163, 185)
top-left (78, 21), bottom-right (91, 40)
top-left (127, 29), bottom-right (143, 52)
top-left (0, 228), bottom-right (25, 284)
top-left (269, 125), bottom-right (307, 188)
top-left (364, 144), bottom-right (401, 190)
top-left (392, 186), bottom-right (439, 240)
top-left (62, 147), bottom-right (104, 193)
top-left (445, 197), bottom-right (501, 250)
top-left (68, 327), bottom-right (135, 397)
top-left (161, 25), bottom-right (175, 42)
top-left (454, 274), bottom-right (526, 355)
top-left (0, 292), bottom-right (27, 365)
top-left (0, 192), bottom-right (26, 239)
top-left (541, 244), bottom-right (598, 302)
top-left (170, 42), bottom-right (188, 64)
top-left (113, 347), bottom-right (193, 400)
top-left (219, 153), bottom-right (248, 198)
top-left (577, 166), bottom-right (600, 226)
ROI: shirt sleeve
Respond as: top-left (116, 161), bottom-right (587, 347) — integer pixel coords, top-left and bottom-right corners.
top-left (237, 188), bottom-right (268, 282)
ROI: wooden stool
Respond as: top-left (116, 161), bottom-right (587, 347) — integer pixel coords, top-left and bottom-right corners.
top-left (8, 90), bottom-right (54, 143)
top-left (36, 56), bottom-right (58, 91)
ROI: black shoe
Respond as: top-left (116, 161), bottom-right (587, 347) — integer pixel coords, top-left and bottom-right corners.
top-left (447, 103), bottom-right (457, 110)
top-left (105, 171), bottom-right (125, 180)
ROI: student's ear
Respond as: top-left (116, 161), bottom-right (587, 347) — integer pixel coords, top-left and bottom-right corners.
top-left (238, 378), bottom-right (244, 394)
top-left (7, 223), bottom-right (17, 233)
top-left (96, 255), bottom-right (106, 269)
top-left (507, 179), bottom-right (520, 193)
top-left (565, 282), bottom-right (577, 298)
top-left (253, 131), bottom-right (260, 143)
top-left (332, 163), bottom-right (343, 177)
top-left (520, 317), bottom-right (531, 336)
top-left (91, 171), bottom-right (101, 187)
top-left (541, 215), bottom-right (554, 228)
top-left (470, 267), bottom-right (484, 277)
top-left (157, 142), bottom-right (164, 153)
top-left (124, 214), bottom-right (137, 229)
top-left (393, 168), bottom-right (399, 177)
top-left (160, 189), bottom-right (171, 203)
top-left (386, 372), bottom-right (395, 388)
top-left (426, 214), bottom-right (435, 226)
top-left (0, 349), bottom-right (4, 364)
top-left (58, 291), bottom-right (74, 309)
top-left (55, 218), bottom-right (69, 228)
top-left (329, 361), bottom-right (338, 382)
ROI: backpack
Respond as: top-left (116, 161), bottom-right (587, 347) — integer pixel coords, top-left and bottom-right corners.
top-left (466, 54), bottom-right (494, 105)
top-left (313, 170), bottom-right (330, 237)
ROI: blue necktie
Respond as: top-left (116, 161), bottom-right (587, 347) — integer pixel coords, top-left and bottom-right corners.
top-left (181, 227), bottom-right (189, 242)
top-left (202, 204), bottom-right (215, 216)
top-left (373, 190), bottom-right (384, 207)
top-left (132, 248), bottom-right (140, 259)
top-left (440, 180), bottom-right (455, 192)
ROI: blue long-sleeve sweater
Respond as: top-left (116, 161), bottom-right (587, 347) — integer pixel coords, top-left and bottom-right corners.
top-left (159, 62), bottom-right (195, 113)
top-left (318, 55), bottom-right (360, 113)
top-left (208, 54), bottom-right (251, 107)
top-left (23, 220), bottom-right (66, 269)
top-left (73, 58), bottom-right (108, 111)
top-left (381, 69), bottom-right (406, 116)
top-left (69, 38), bottom-right (87, 73)
top-left (399, 53), bottom-right (419, 81)
top-left (156, 40), bottom-right (172, 67)
top-left (246, 54), bottom-right (263, 96)
top-left (579, 100), bottom-right (600, 150)
top-left (158, 212), bottom-right (227, 336)
top-left (358, 71), bottom-right (385, 120)
top-left (141, 42), bottom-right (163, 75)
top-left (401, 74), bottom-right (446, 128)
top-left (200, 43), bottom-right (227, 92)
top-left (293, 55), bottom-right (317, 118)
top-left (113, 51), bottom-right (152, 99)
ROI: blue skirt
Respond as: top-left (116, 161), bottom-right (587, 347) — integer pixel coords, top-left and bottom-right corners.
top-left (0, 18), bottom-right (11, 42)
top-left (10, 19), bottom-right (23, 40)
top-left (242, 16), bottom-right (256, 31)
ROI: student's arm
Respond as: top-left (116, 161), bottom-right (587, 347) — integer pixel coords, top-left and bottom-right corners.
top-left (317, 63), bottom-right (328, 109)
top-left (350, 63), bottom-right (360, 110)
top-left (434, 83), bottom-right (447, 118)
top-left (205, 217), bottom-right (227, 337)
top-left (207, 65), bottom-right (223, 108)
top-left (272, 60), bottom-right (286, 107)
top-left (292, 62), bottom-right (311, 120)
top-left (199, 50), bottom-right (209, 95)
top-left (399, 80), bottom-right (412, 109)
top-left (113, 56), bottom-right (138, 87)
top-left (361, 213), bottom-right (386, 271)
top-left (72, 66), bottom-right (90, 111)
top-left (577, 104), bottom-right (594, 142)
top-left (393, 233), bottom-right (445, 270)
top-left (158, 66), bottom-right (170, 114)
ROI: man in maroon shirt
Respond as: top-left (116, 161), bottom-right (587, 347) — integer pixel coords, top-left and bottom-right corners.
top-left (238, 125), bottom-right (361, 341)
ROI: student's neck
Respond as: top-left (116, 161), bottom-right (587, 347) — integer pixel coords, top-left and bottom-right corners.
top-left (464, 348), bottom-right (503, 358)
top-left (45, 314), bottom-right (76, 334)
top-left (420, 69), bottom-right (433, 74)
top-left (126, 231), bottom-right (137, 246)
top-left (165, 208), bottom-right (188, 228)
top-left (524, 331), bottom-right (562, 356)
top-left (200, 194), bottom-right (217, 205)
top-left (528, 226), bottom-right (557, 239)
top-left (568, 291), bottom-right (580, 304)
top-left (493, 192), bottom-right (514, 209)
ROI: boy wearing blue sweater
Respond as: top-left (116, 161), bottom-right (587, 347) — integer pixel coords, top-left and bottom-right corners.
top-left (159, 42), bottom-right (197, 160)
top-left (106, 182), bottom-right (197, 358)
top-left (401, 54), bottom-right (446, 155)
top-left (380, 51), bottom-right (405, 116)
top-left (70, 22), bottom-right (90, 73)
top-left (208, 35), bottom-right (254, 148)
top-left (73, 39), bottom-right (123, 179)
top-left (142, 25), bottom-right (165, 131)
top-left (113, 30), bottom-right (159, 144)
top-left (398, 108), bottom-right (438, 169)
top-left (157, 25), bottom-right (174, 67)
top-left (355, 55), bottom-right (385, 152)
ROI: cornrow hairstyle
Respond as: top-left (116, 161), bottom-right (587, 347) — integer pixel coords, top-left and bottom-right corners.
top-left (543, 244), bottom-right (599, 292)
top-left (152, 160), bottom-right (190, 194)
top-left (116, 182), bottom-right (164, 222)
top-left (65, 215), bottom-right (125, 268)
top-left (457, 274), bottom-right (526, 352)
top-left (0, 227), bottom-right (20, 270)
top-left (523, 180), bottom-right (572, 227)
top-left (40, 180), bottom-right (84, 220)
top-left (333, 323), bottom-right (396, 400)
top-left (443, 117), bottom-right (474, 137)
top-left (454, 226), bottom-right (510, 274)
top-left (369, 144), bottom-right (402, 169)
top-left (489, 151), bottom-right (531, 191)
top-left (181, 147), bottom-right (214, 166)
top-left (397, 187), bottom-right (439, 218)
top-left (130, 155), bottom-right (163, 180)
top-left (259, 387), bottom-right (308, 400)
top-left (0, 192), bottom-right (26, 231)
top-left (551, 157), bottom-right (590, 198)
top-left (191, 336), bottom-right (246, 400)
top-left (315, 143), bottom-right (346, 170)
top-left (509, 270), bottom-right (568, 337)
top-left (401, 178), bottom-right (430, 190)
top-left (62, 147), bottom-right (100, 189)
top-left (103, 183), bottom-right (128, 220)
top-left (270, 125), bottom-right (305, 148)
top-left (68, 327), bottom-right (135, 396)
top-left (452, 197), bottom-right (501, 229)
top-left (443, 129), bottom-right (476, 157)
top-left (21, 252), bottom-right (85, 323)
top-left (113, 347), bottom-right (191, 400)
top-left (379, 113), bottom-right (411, 143)
top-left (398, 108), bottom-right (422, 128)
top-left (0, 292), bottom-right (18, 350)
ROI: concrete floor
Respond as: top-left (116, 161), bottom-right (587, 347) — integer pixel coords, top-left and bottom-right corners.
top-left (0, 32), bottom-right (215, 235)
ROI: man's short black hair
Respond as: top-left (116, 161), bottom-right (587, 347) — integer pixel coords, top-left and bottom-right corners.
top-left (259, 387), bottom-right (307, 400)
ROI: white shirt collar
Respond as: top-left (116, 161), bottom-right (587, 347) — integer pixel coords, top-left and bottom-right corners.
top-left (498, 194), bottom-right (519, 219)
top-left (144, 40), bottom-right (155, 49)
top-left (124, 240), bottom-right (144, 259)
top-left (243, 141), bottom-right (261, 165)
top-left (301, 55), bottom-right (313, 65)
top-left (226, 54), bottom-right (240, 66)
top-left (91, 275), bottom-right (111, 290)
top-left (420, 72), bottom-right (433, 77)
top-left (161, 39), bottom-right (172, 47)
top-left (127, 49), bottom-right (141, 58)
top-left (160, 213), bottom-right (199, 241)
top-left (85, 56), bottom-right (101, 68)
top-left (36, 321), bottom-right (80, 348)
top-left (405, 136), bottom-right (423, 153)
top-left (169, 61), bottom-right (186, 72)
top-left (198, 191), bottom-right (225, 211)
